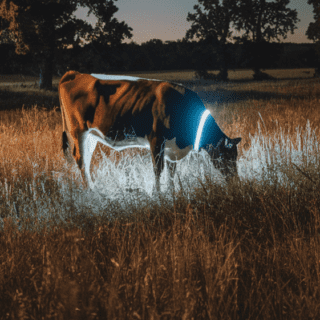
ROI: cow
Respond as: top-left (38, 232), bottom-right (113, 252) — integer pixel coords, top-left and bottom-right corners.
top-left (59, 71), bottom-right (241, 193)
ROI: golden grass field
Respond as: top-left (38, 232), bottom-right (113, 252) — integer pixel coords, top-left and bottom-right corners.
top-left (0, 68), bottom-right (320, 319)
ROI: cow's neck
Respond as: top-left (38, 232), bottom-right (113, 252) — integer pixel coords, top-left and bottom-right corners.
top-left (196, 111), bottom-right (227, 150)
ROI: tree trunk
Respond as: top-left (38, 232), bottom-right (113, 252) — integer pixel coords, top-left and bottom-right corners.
top-left (218, 15), bottom-right (230, 82)
top-left (39, 6), bottom-right (55, 91)
top-left (218, 44), bottom-right (228, 81)
top-left (39, 48), bottom-right (54, 90)
top-left (252, 0), bottom-right (265, 79)
top-left (39, 68), bottom-right (43, 88)
top-left (218, 68), bottom-right (228, 81)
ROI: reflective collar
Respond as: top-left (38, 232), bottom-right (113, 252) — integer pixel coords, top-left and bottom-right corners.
top-left (194, 109), bottom-right (210, 151)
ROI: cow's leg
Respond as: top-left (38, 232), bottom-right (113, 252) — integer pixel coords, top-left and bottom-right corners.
top-left (62, 131), bottom-right (69, 159)
top-left (167, 161), bottom-right (176, 192)
top-left (72, 135), bottom-right (87, 188)
top-left (62, 130), bottom-right (88, 188)
top-left (72, 133), bottom-right (83, 168)
top-left (152, 148), bottom-right (164, 194)
top-left (149, 132), bottom-right (165, 194)
top-left (68, 126), bottom-right (88, 188)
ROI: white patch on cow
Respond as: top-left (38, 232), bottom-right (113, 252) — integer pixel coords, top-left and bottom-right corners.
top-left (79, 130), bottom-right (101, 189)
top-left (194, 109), bottom-right (211, 151)
top-left (91, 74), bottom-right (162, 82)
top-left (79, 128), bottom-right (193, 189)
top-left (164, 138), bottom-right (193, 162)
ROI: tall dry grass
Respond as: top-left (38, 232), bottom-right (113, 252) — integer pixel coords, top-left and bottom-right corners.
top-left (0, 72), bottom-right (320, 319)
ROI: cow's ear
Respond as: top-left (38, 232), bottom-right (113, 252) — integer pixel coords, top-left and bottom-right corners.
top-left (216, 138), bottom-right (224, 148)
top-left (224, 137), bottom-right (241, 149)
top-left (233, 137), bottom-right (241, 145)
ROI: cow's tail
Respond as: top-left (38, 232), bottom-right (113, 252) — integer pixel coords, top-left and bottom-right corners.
top-left (59, 74), bottom-right (74, 163)
top-left (60, 96), bottom-right (71, 162)
top-left (59, 71), bottom-right (81, 163)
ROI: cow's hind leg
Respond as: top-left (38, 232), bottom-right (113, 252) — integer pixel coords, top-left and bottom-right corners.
top-left (62, 131), bottom-right (68, 154)
top-left (62, 131), bottom-right (68, 156)
top-left (62, 130), bottom-right (88, 188)
top-left (62, 131), bottom-right (73, 163)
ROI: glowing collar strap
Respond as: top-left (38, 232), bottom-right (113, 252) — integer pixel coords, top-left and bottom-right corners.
top-left (194, 109), bottom-right (211, 151)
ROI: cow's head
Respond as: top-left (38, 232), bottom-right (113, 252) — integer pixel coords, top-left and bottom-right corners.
top-left (207, 137), bottom-right (241, 181)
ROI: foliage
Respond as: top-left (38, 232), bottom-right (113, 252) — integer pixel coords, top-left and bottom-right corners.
top-left (306, 0), bottom-right (320, 42)
top-left (0, 0), bottom-right (133, 89)
top-left (306, 0), bottom-right (320, 76)
top-left (234, 0), bottom-right (299, 42)
top-left (234, 0), bottom-right (299, 77)
top-left (185, 0), bottom-right (241, 81)
top-left (0, 39), bottom-right (316, 76)
top-left (185, 0), bottom-right (240, 43)
top-left (185, 0), bottom-right (299, 80)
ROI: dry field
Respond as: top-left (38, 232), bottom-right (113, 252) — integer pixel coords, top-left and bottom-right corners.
top-left (0, 69), bottom-right (320, 319)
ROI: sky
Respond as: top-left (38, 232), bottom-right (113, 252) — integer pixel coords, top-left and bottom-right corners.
top-left (75, 0), bottom-right (315, 45)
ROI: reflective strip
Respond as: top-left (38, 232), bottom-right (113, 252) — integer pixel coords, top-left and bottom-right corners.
top-left (80, 128), bottom-right (150, 189)
top-left (194, 109), bottom-right (210, 151)
top-left (81, 110), bottom-right (212, 189)
top-left (91, 74), bottom-right (162, 82)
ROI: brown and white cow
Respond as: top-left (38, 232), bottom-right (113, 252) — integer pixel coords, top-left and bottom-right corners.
top-left (59, 71), bottom-right (241, 192)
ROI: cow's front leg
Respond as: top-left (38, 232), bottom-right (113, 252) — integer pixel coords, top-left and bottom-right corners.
top-left (167, 161), bottom-right (176, 192)
top-left (75, 128), bottom-right (92, 189)
top-left (149, 134), bottom-right (165, 194)
top-left (77, 146), bottom-right (90, 189)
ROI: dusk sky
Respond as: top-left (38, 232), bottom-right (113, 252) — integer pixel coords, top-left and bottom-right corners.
top-left (75, 0), bottom-right (314, 45)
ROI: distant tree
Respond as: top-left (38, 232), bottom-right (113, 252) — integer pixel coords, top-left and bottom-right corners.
top-left (0, 0), bottom-right (133, 90)
top-left (0, 14), bottom-right (16, 73)
top-left (306, 0), bottom-right (320, 76)
top-left (235, 0), bottom-right (299, 79)
top-left (0, 15), bottom-right (15, 43)
top-left (236, 39), bottom-right (283, 71)
top-left (122, 42), bottom-right (154, 71)
top-left (185, 0), bottom-right (241, 81)
top-left (141, 39), bottom-right (166, 70)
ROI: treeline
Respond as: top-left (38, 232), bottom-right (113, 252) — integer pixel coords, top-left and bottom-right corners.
top-left (0, 39), bottom-right (316, 76)
top-left (2, 0), bottom-right (320, 87)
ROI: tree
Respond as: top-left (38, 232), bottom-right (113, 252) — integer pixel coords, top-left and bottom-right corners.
top-left (235, 0), bottom-right (299, 79)
top-left (0, 0), bottom-right (133, 90)
top-left (141, 39), bottom-right (166, 70)
top-left (185, 0), bottom-right (241, 81)
top-left (185, 0), bottom-right (299, 81)
top-left (306, 0), bottom-right (320, 76)
top-left (0, 15), bottom-right (15, 44)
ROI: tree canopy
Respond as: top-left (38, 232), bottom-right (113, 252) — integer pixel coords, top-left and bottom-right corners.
top-left (0, 0), bottom-right (133, 89)
top-left (306, 0), bottom-right (320, 76)
top-left (184, 0), bottom-right (299, 80)
top-left (306, 0), bottom-right (320, 42)
top-left (235, 0), bottom-right (299, 43)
